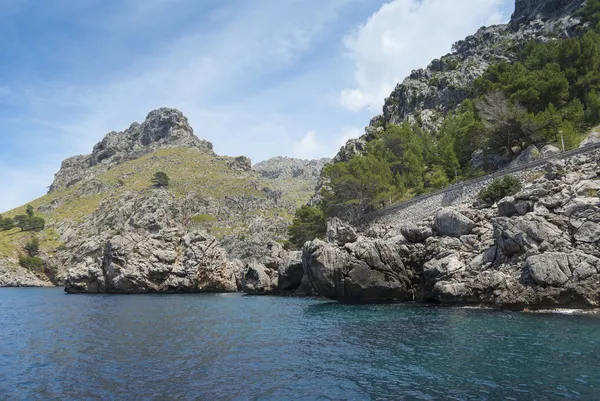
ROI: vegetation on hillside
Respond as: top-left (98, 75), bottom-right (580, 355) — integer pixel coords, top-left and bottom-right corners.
top-left (152, 171), bottom-right (170, 187)
top-left (0, 205), bottom-right (45, 232)
top-left (478, 176), bottom-right (522, 205)
top-left (288, 15), bottom-right (600, 246)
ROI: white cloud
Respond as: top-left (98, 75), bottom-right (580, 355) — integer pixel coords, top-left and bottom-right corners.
top-left (293, 131), bottom-right (324, 159)
top-left (340, 0), bottom-right (511, 112)
top-left (337, 127), bottom-right (363, 147)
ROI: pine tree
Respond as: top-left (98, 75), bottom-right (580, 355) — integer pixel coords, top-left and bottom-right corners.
top-left (151, 172), bottom-right (170, 187)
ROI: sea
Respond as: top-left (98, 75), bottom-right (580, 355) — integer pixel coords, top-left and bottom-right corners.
top-left (1, 288), bottom-right (599, 400)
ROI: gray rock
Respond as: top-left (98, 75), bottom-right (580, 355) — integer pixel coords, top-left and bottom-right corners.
top-left (572, 180), bottom-right (600, 197)
top-left (509, 145), bottom-right (541, 168)
top-left (574, 221), bottom-right (600, 243)
top-left (494, 215), bottom-right (566, 256)
top-left (540, 144), bottom-right (561, 157)
top-left (498, 196), bottom-right (534, 217)
top-left (326, 218), bottom-right (358, 246)
top-left (527, 253), bottom-right (572, 286)
top-left (241, 262), bottom-right (278, 295)
top-left (434, 209), bottom-right (475, 237)
top-left (423, 254), bottom-right (465, 278)
top-left (278, 251), bottom-right (304, 292)
top-left (303, 238), bottom-right (412, 303)
top-left (400, 223), bottom-right (433, 243)
top-left (0, 259), bottom-right (49, 288)
top-left (579, 127), bottom-right (600, 148)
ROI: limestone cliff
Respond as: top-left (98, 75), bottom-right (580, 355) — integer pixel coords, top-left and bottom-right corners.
top-left (0, 109), bottom-right (325, 290)
top-left (305, 148), bottom-right (600, 308)
top-left (335, 0), bottom-right (586, 163)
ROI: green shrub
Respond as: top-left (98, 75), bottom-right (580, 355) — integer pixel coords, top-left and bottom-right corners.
top-left (152, 171), bottom-right (170, 187)
top-left (24, 237), bottom-right (40, 257)
top-left (19, 256), bottom-right (44, 272)
top-left (14, 215), bottom-right (45, 232)
top-left (0, 216), bottom-right (15, 231)
top-left (478, 175), bottom-right (522, 204)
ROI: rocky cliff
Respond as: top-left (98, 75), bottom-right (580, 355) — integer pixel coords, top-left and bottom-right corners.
top-left (0, 108), bottom-right (325, 291)
top-left (335, 0), bottom-right (586, 163)
top-left (304, 148), bottom-right (600, 309)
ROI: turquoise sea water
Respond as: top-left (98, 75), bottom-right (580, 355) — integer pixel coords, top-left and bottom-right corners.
top-left (1, 288), bottom-right (599, 400)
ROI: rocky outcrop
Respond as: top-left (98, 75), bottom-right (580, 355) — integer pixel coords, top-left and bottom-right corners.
top-left (511, 0), bottom-right (585, 26)
top-left (305, 149), bottom-right (600, 309)
top-left (333, 0), bottom-right (585, 163)
top-left (240, 242), bottom-right (307, 295)
top-left (0, 259), bottom-right (50, 287)
top-left (49, 108), bottom-right (214, 192)
top-left (509, 145), bottom-right (542, 168)
top-left (580, 127), bottom-right (600, 147)
top-left (65, 230), bottom-right (240, 293)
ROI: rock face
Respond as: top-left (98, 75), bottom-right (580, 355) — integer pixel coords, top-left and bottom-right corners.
top-left (511, 0), bottom-right (585, 25)
top-left (0, 259), bottom-right (50, 288)
top-left (332, 0), bottom-right (584, 163)
top-left (304, 149), bottom-right (600, 309)
top-left (240, 241), bottom-right (307, 295)
top-left (50, 108), bottom-right (214, 192)
top-left (65, 229), bottom-right (240, 293)
top-left (509, 145), bottom-right (542, 168)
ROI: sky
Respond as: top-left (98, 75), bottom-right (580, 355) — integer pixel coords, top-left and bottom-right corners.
top-left (0, 0), bottom-right (514, 212)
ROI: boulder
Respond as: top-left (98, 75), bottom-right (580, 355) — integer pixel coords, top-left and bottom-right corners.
top-left (423, 254), bottom-right (465, 278)
top-left (497, 196), bottom-right (534, 217)
top-left (574, 222), bottom-right (600, 243)
top-left (241, 262), bottom-right (278, 295)
top-left (494, 215), bottom-right (566, 256)
top-left (433, 209), bottom-right (475, 238)
top-left (303, 238), bottom-right (413, 303)
top-left (572, 180), bottom-right (600, 197)
top-left (540, 144), bottom-right (561, 157)
top-left (526, 253), bottom-right (571, 286)
top-left (277, 251), bottom-right (304, 291)
top-left (400, 223), bottom-right (433, 243)
top-left (509, 145), bottom-right (541, 168)
top-left (326, 217), bottom-right (358, 246)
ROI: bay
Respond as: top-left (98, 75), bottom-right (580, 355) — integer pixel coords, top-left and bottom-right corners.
top-left (1, 288), bottom-right (599, 400)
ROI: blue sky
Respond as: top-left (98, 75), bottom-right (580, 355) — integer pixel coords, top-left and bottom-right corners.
top-left (0, 0), bottom-right (513, 211)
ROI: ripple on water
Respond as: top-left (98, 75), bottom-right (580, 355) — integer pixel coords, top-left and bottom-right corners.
top-left (0, 289), bottom-right (599, 400)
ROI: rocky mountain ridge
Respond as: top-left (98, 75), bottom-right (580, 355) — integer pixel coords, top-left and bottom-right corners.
top-left (335, 0), bottom-right (586, 163)
top-left (0, 108), bottom-right (327, 288)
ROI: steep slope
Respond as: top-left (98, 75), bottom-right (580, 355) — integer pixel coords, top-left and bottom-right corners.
top-left (0, 108), bottom-right (324, 288)
top-left (254, 157), bottom-right (331, 208)
top-left (336, 0), bottom-right (586, 162)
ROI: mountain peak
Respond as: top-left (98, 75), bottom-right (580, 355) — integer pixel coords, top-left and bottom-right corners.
top-left (49, 108), bottom-right (214, 192)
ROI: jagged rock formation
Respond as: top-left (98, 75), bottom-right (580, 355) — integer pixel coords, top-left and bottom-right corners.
top-left (0, 259), bottom-right (50, 287)
top-left (333, 0), bottom-right (585, 163)
top-left (0, 108), bottom-right (325, 290)
top-left (241, 241), bottom-right (309, 295)
top-left (49, 108), bottom-right (214, 192)
top-left (254, 157), bottom-right (330, 208)
top-left (304, 149), bottom-right (600, 309)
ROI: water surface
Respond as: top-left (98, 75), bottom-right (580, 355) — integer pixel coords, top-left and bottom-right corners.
top-left (1, 288), bottom-right (599, 400)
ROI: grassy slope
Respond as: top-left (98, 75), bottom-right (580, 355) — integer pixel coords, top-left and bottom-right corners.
top-left (0, 147), bottom-right (302, 262)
